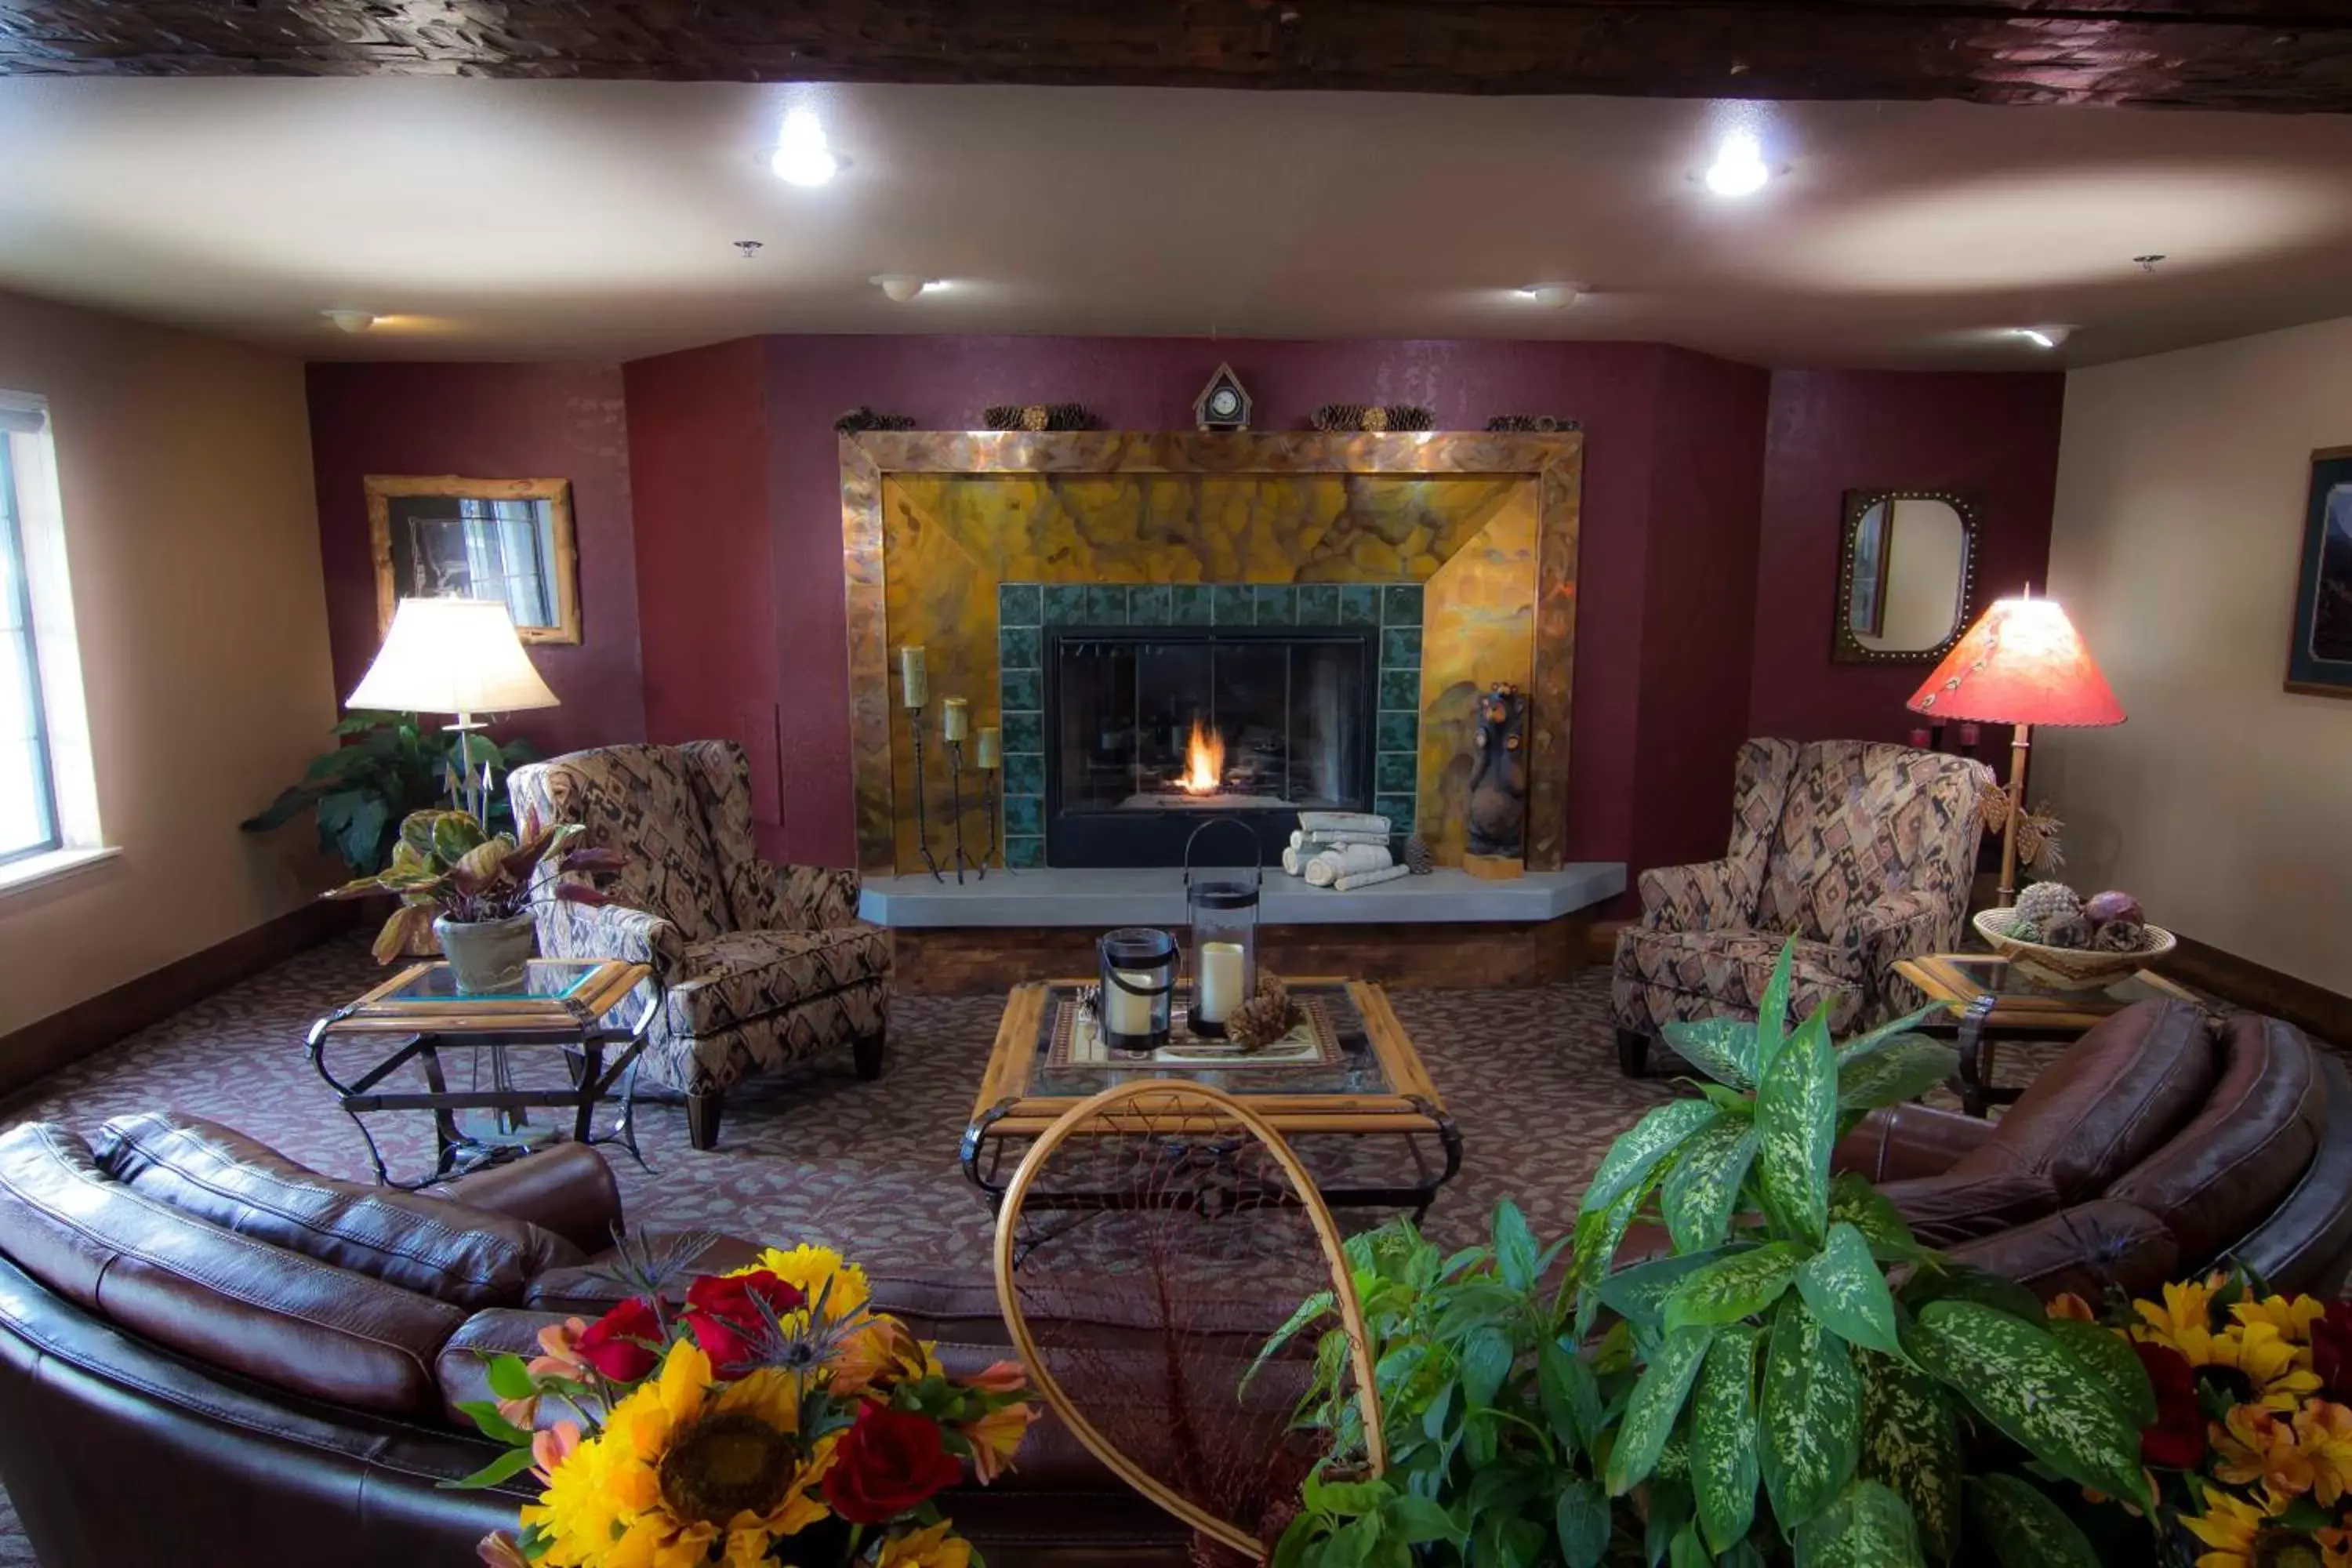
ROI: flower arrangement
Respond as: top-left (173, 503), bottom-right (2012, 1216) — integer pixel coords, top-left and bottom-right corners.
top-left (2052, 1272), bottom-right (2352, 1568)
top-left (456, 1239), bottom-right (1042, 1568)
top-left (327, 807), bottom-right (625, 964)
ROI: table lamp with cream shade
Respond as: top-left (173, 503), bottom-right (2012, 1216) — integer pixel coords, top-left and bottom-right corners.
top-left (1907, 589), bottom-right (2123, 906)
top-left (347, 598), bottom-right (559, 822)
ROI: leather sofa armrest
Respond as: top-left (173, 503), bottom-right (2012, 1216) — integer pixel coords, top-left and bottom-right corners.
top-left (1832, 1104), bottom-right (1998, 1182)
top-left (1636, 858), bottom-right (1747, 934)
top-left (1944, 1199), bottom-right (2180, 1302)
top-left (440, 1145), bottom-right (622, 1257)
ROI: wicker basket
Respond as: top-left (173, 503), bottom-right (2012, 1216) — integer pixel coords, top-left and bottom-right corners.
top-left (1972, 907), bottom-right (2177, 990)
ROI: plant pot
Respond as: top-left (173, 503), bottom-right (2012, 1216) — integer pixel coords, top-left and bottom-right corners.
top-left (433, 911), bottom-right (536, 993)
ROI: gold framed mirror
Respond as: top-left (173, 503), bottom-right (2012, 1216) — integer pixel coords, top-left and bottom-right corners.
top-left (1831, 488), bottom-right (1978, 664)
top-left (365, 474), bottom-right (580, 645)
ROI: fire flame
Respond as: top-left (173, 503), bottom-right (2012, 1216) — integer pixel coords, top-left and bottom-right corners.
top-left (1178, 717), bottom-right (1225, 794)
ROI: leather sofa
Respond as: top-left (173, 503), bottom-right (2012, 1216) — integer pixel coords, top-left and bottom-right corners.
top-left (1831, 998), bottom-right (2352, 1300)
top-left (0, 1110), bottom-right (1192, 1567)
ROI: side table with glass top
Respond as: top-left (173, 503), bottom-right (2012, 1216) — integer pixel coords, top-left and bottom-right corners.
top-left (307, 957), bottom-right (655, 1189)
top-left (1894, 952), bottom-right (2205, 1117)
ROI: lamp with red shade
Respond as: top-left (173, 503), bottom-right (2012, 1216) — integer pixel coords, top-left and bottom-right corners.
top-left (1907, 590), bottom-right (2124, 905)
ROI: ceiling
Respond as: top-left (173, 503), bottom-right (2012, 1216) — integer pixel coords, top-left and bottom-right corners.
top-left (2, 78), bottom-right (2351, 368)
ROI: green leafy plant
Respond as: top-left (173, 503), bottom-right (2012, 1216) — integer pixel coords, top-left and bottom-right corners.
top-left (326, 808), bottom-right (622, 963)
top-left (242, 710), bottom-right (536, 873)
top-left (1267, 939), bottom-right (2158, 1567)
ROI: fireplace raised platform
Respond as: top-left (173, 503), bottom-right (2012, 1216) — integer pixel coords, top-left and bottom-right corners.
top-left (862, 862), bottom-right (1627, 993)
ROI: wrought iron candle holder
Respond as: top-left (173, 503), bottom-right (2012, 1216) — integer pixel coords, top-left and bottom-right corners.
top-left (908, 704), bottom-right (943, 881)
top-left (945, 739), bottom-right (982, 884)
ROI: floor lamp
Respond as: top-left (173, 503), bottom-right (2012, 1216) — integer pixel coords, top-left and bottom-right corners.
top-left (1906, 590), bottom-right (2124, 906)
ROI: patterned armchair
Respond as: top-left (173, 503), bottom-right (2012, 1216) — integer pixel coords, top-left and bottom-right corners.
top-left (508, 741), bottom-right (890, 1149)
top-left (1611, 739), bottom-right (1991, 1076)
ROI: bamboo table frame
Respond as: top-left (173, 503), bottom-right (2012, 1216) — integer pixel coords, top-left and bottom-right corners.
top-left (308, 958), bottom-right (655, 1189)
top-left (962, 978), bottom-right (1461, 1220)
top-left (1896, 952), bottom-right (2203, 1118)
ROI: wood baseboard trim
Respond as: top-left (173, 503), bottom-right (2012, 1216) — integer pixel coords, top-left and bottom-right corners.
top-left (1585, 918), bottom-right (1628, 966)
top-left (0, 898), bottom-right (353, 1104)
top-left (2158, 932), bottom-right (2352, 1051)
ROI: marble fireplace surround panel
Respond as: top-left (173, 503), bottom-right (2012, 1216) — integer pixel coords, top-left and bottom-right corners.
top-left (838, 430), bottom-right (1582, 877)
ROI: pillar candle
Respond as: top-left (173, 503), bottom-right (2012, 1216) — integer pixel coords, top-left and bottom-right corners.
top-left (1105, 973), bottom-right (1156, 1038)
top-left (941, 696), bottom-right (970, 742)
top-left (899, 646), bottom-right (929, 709)
top-left (1195, 941), bottom-right (1247, 1025)
top-left (976, 726), bottom-right (1000, 769)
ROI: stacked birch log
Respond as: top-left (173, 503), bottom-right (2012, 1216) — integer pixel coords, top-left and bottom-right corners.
top-left (1279, 812), bottom-right (1409, 891)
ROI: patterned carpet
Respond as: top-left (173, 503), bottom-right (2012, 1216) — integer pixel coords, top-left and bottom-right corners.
top-left (0, 935), bottom-right (2067, 1562)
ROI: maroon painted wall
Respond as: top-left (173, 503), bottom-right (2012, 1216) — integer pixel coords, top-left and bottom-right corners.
top-left (1748, 368), bottom-right (2067, 742)
top-left (307, 361), bottom-right (644, 757)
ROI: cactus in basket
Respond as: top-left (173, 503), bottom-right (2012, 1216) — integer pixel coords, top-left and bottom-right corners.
top-left (325, 808), bottom-right (626, 966)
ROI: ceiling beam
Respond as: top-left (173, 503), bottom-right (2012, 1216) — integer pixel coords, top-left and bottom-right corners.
top-left (2, 2), bottom-right (2350, 113)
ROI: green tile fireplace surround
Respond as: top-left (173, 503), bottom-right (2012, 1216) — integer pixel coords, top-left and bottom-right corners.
top-left (994, 579), bottom-right (1425, 869)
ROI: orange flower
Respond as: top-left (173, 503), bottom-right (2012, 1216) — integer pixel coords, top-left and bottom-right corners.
top-left (527, 1316), bottom-right (593, 1381)
top-left (829, 1315), bottom-right (938, 1398)
top-left (530, 1419), bottom-right (582, 1486)
top-left (2212, 1405), bottom-right (2314, 1509)
top-left (965, 1360), bottom-right (1029, 1396)
top-left (2050, 1292), bottom-right (2098, 1323)
top-left (2318, 1524), bottom-right (2352, 1568)
top-left (2295, 1401), bottom-right (2352, 1507)
top-left (495, 1394), bottom-right (539, 1431)
top-left (476, 1532), bottom-right (531, 1568)
top-left (961, 1401), bottom-right (1042, 1486)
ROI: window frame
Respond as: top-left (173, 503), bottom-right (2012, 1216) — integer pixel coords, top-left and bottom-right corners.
top-left (0, 435), bottom-right (60, 866)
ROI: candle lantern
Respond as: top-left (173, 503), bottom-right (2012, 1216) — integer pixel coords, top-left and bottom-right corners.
top-left (1182, 818), bottom-right (1261, 1038)
top-left (1096, 927), bottom-right (1178, 1052)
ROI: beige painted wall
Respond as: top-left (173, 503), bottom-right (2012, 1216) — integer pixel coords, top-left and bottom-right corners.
top-left (0, 290), bottom-right (334, 1036)
top-left (2040, 314), bottom-right (2352, 994)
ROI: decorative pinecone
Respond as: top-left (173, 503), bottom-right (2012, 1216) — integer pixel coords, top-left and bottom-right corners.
top-left (2039, 913), bottom-right (2095, 949)
top-left (1047, 401), bottom-right (1098, 430)
top-left (1227, 982), bottom-right (1302, 1051)
top-left (1485, 414), bottom-right (1581, 433)
top-left (1403, 833), bottom-right (1434, 875)
top-left (1359, 405), bottom-right (1389, 432)
top-left (2013, 881), bottom-right (2082, 928)
top-left (833, 406), bottom-right (917, 434)
top-left (1312, 403), bottom-right (1367, 433)
top-left (1385, 405), bottom-right (1436, 431)
top-left (982, 404), bottom-right (1025, 430)
top-left (2092, 920), bottom-right (2150, 953)
top-left (1019, 404), bottom-right (1051, 431)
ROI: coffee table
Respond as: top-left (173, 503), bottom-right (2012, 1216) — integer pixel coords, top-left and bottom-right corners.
top-left (963, 977), bottom-right (1461, 1220)
top-left (1895, 952), bottom-right (2205, 1117)
top-left (308, 957), bottom-right (654, 1188)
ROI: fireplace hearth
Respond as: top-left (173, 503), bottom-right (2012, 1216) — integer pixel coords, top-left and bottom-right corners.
top-left (1045, 624), bottom-right (1377, 867)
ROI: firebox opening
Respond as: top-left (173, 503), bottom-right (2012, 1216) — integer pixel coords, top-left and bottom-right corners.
top-left (1044, 624), bottom-right (1380, 867)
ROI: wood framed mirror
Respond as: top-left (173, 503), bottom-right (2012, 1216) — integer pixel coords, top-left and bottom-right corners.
top-left (365, 474), bottom-right (580, 645)
top-left (1831, 488), bottom-right (1978, 664)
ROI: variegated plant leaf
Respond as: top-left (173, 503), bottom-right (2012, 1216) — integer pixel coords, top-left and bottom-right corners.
top-left (1965, 1473), bottom-right (2100, 1568)
top-left (1760, 1296), bottom-right (1861, 1532)
top-left (1835, 1036), bottom-right (1960, 1112)
top-left (1659, 1016), bottom-right (1759, 1090)
top-left (1599, 1246), bottom-right (1738, 1336)
top-left (2046, 1319), bottom-right (2158, 1430)
top-left (1690, 1325), bottom-right (1761, 1553)
top-left (1664, 1242), bottom-right (1807, 1333)
top-left (1606, 1324), bottom-right (1715, 1496)
top-left (1834, 1003), bottom-right (1945, 1065)
top-left (1752, 939), bottom-right (1798, 1080)
top-left (1568, 1149), bottom-right (1683, 1336)
top-left (1792, 1478), bottom-right (1923, 1568)
top-left (1827, 1173), bottom-right (1929, 1264)
top-left (1755, 1003), bottom-right (1836, 1245)
top-left (1907, 1302), bottom-right (2151, 1511)
top-left (1858, 1348), bottom-right (1963, 1563)
top-left (1795, 1222), bottom-right (1903, 1357)
top-left (1661, 1119), bottom-right (1760, 1254)
top-left (1579, 1098), bottom-right (1722, 1218)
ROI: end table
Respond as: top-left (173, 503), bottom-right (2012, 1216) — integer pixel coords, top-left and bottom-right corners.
top-left (1895, 952), bottom-right (2205, 1117)
top-left (308, 957), bottom-right (653, 1189)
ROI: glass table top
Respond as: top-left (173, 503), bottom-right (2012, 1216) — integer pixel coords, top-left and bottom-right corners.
top-left (379, 960), bottom-right (603, 1006)
top-left (1913, 951), bottom-right (2191, 1011)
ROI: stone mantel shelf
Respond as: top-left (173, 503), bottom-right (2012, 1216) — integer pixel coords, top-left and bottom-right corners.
top-left (858, 864), bottom-right (1624, 930)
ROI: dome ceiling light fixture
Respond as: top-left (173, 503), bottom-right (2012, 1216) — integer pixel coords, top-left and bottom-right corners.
top-left (766, 107), bottom-right (840, 187)
top-left (869, 274), bottom-right (938, 303)
top-left (324, 308), bottom-right (376, 333)
top-left (1514, 282), bottom-right (1581, 309)
top-left (1703, 129), bottom-right (1771, 198)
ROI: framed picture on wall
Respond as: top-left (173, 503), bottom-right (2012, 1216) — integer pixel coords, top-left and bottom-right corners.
top-left (2286, 447), bottom-right (2352, 698)
top-left (365, 475), bottom-right (580, 645)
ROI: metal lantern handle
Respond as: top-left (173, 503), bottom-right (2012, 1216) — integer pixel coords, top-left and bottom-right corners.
top-left (1105, 964), bottom-right (1174, 1000)
top-left (1181, 817), bottom-right (1263, 891)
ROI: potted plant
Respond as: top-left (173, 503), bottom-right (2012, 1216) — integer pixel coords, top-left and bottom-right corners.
top-left (244, 710), bottom-right (536, 874)
top-left (327, 808), bottom-right (624, 992)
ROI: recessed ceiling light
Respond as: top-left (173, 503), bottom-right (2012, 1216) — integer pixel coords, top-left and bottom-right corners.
top-left (1703, 130), bottom-right (1771, 198)
top-left (768, 108), bottom-right (840, 187)
top-left (2015, 325), bottom-right (2074, 350)
top-left (870, 274), bottom-right (937, 303)
top-left (323, 309), bottom-right (376, 334)
top-left (1515, 282), bottom-right (1581, 310)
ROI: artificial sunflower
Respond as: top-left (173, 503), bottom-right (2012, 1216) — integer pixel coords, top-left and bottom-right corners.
top-left (2238, 1294), bottom-right (2332, 1348)
top-left (873, 1520), bottom-right (973, 1568)
top-left (2136, 1307), bottom-right (2323, 1412)
top-left (2183, 1483), bottom-right (2328, 1568)
top-left (738, 1243), bottom-right (872, 1318)
top-left (528, 1339), bottom-right (833, 1568)
top-left (2136, 1276), bottom-right (2229, 1359)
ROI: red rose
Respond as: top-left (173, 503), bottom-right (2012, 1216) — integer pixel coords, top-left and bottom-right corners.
top-left (2313, 1301), bottom-right (2352, 1399)
top-left (820, 1402), bottom-right (965, 1524)
top-left (2132, 1340), bottom-right (2205, 1469)
top-left (575, 1297), bottom-right (663, 1382)
top-left (683, 1270), bottom-right (805, 1375)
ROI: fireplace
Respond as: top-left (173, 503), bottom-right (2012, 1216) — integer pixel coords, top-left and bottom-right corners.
top-left (1044, 624), bottom-right (1378, 867)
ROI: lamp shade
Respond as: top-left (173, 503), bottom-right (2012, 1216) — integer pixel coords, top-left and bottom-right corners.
top-left (1906, 594), bottom-right (2123, 728)
top-left (347, 598), bottom-right (560, 715)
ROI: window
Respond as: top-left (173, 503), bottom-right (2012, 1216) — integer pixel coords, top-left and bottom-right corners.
top-left (0, 391), bottom-right (100, 886)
